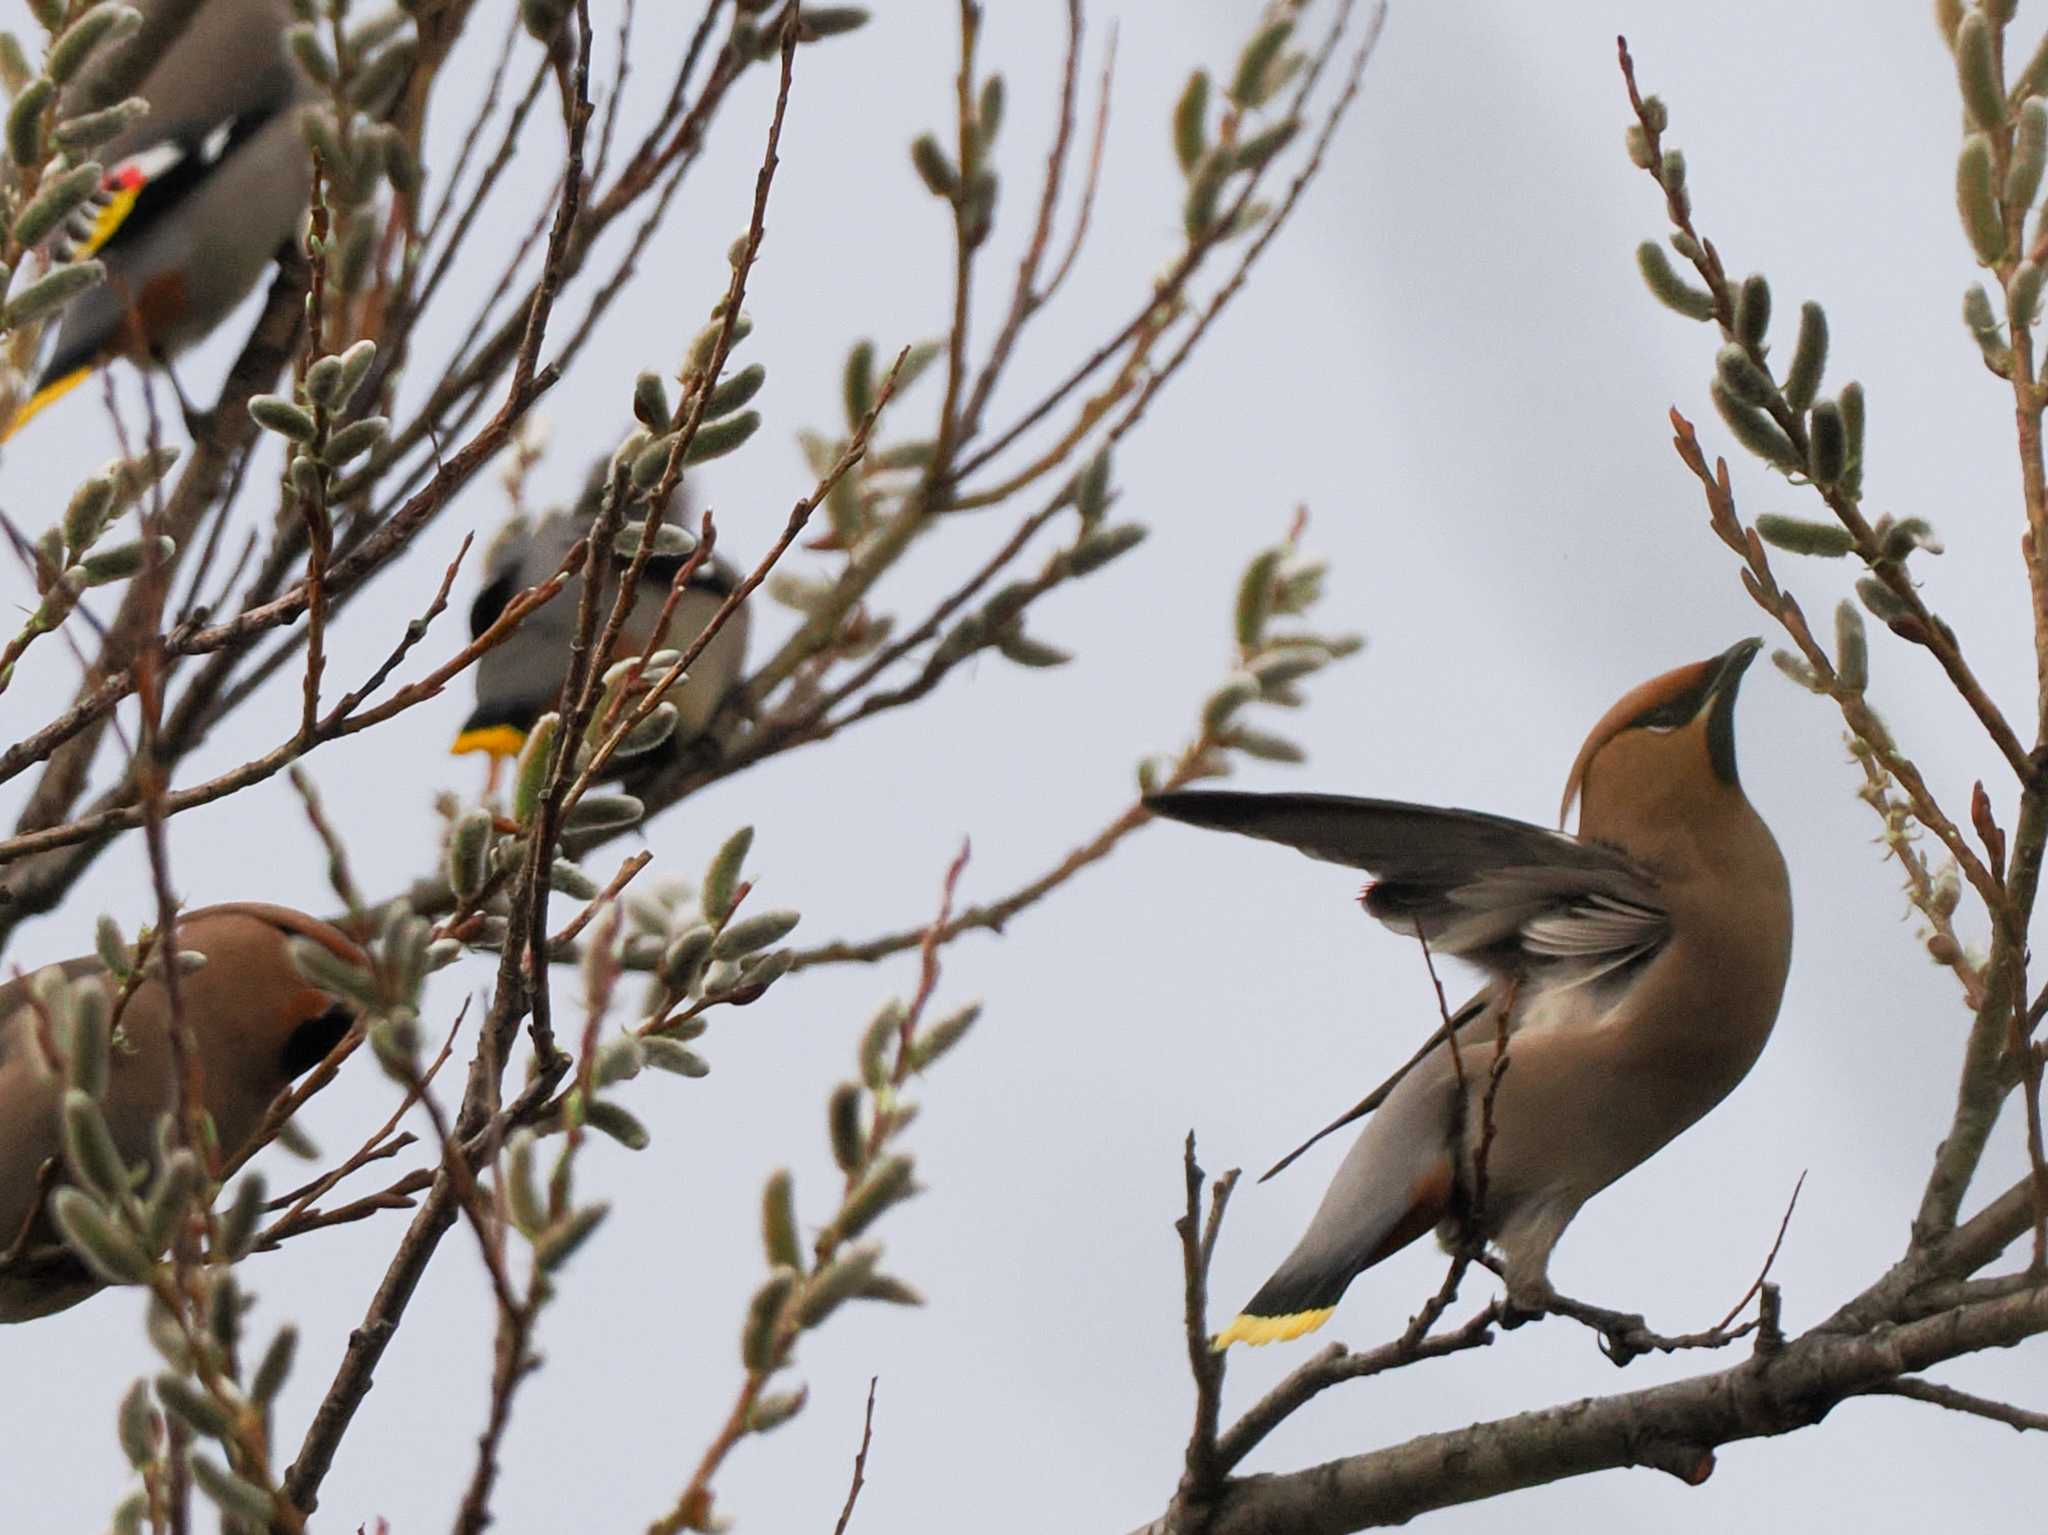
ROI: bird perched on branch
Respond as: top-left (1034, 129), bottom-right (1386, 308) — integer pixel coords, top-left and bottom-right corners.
top-left (455, 463), bottom-right (751, 774)
top-left (0, 903), bottom-right (365, 1322)
top-left (6, 0), bottom-right (312, 438)
top-left (1148, 638), bottom-right (1792, 1346)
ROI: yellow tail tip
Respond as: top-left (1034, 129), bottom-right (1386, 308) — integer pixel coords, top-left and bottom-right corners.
top-left (1212, 1308), bottom-right (1335, 1349)
top-left (4, 366), bottom-right (92, 442)
top-left (452, 724), bottom-right (528, 759)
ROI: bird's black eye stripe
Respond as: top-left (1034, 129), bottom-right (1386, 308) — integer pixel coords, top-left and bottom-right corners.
top-left (1628, 681), bottom-right (1709, 731)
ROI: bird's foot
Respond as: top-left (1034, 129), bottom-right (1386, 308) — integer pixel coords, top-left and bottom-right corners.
top-left (1502, 1280), bottom-right (1654, 1364)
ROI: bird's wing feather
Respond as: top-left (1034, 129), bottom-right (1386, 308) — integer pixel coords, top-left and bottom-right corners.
top-left (1145, 789), bottom-right (1669, 983)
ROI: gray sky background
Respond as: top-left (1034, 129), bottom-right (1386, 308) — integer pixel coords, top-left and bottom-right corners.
top-left (0, 2), bottom-right (2038, 1530)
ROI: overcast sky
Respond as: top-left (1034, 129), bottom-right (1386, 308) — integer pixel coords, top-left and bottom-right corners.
top-left (1, 2), bottom-right (2040, 1531)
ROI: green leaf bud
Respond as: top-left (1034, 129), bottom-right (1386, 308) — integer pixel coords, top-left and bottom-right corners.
top-left (62, 1088), bottom-right (130, 1198)
top-left (1710, 380), bottom-right (1801, 471)
top-left (978, 73), bottom-right (1004, 147)
top-left (1233, 117), bottom-right (1299, 174)
top-left (447, 807), bottom-right (492, 901)
top-left (910, 132), bottom-right (957, 198)
top-left (347, 36), bottom-right (414, 113)
top-left (504, 1132), bottom-right (545, 1233)
top-left (683, 408), bottom-right (760, 464)
top-left (641, 1037), bottom-right (709, 1076)
top-left (1857, 574), bottom-right (1912, 624)
top-left (659, 924), bottom-right (716, 993)
top-left (216, 1172), bottom-right (265, 1260)
top-left (138, 1149), bottom-right (197, 1253)
top-left (251, 1324), bottom-right (297, 1407)
top-left (63, 475), bottom-right (115, 554)
top-left (996, 629), bottom-right (1071, 668)
top-left (2010, 98), bottom-right (2048, 212)
top-left (52, 1186), bottom-right (149, 1283)
top-left (834, 1154), bottom-right (916, 1242)
top-left (47, 4), bottom-right (141, 84)
top-left (248, 393), bottom-right (318, 442)
top-left (76, 533), bottom-right (169, 587)
top-left (1183, 145), bottom-right (1227, 238)
top-left (908, 1002), bottom-right (978, 1071)
top-left (1733, 273), bottom-right (1771, 347)
top-left (797, 1241), bottom-right (880, 1328)
top-left (12, 159), bottom-right (102, 247)
top-left (7, 75), bottom-right (52, 165)
top-left (1068, 522), bottom-right (1148, 576)
top-left (762, 1168), bottom-right (802, 1270)
top-left (1225, 727), bottom-right (1306, 763)
top-left (701, 825), bottom-right (753, 924)
top-left (189, 1455), bottom-right (274, 1523)
top-left (513, 713), bottom-right (561, 823)
top-left (3, 259), bottom-right (104, 326)
top-left (1879, 515), bottom-right (1944, 559)
top-left (631, 433), bottom-right (677, 490)
top-left (713, 907), bottom-right (800, 959)
top-left (741, 1267), bottom-right (799, 1371)
top-left (535, 1202), bottom-right (609, 1272)
top-left (1229, 20), bottom-right (1292, 108)
top-left (828, 1081), bottom-right (865, 1172)
top-left (1201, 673), bottom-right (1260, 735)
top-left (1956, 11), bottom-right (2005, 130)
top-left (859, 1001), bottom-right (902, 1091)
top-left (1715, 343), bottom-right (1778, 406)
top-left (706, 360), bottom-right (766, 419)
top-left (2013, 260), bottom-right (2046, 328)
top-left (631, 370), bottom-right (670, 429)
top-left (1634, 240), bottom-right (1714, 321)
top-left (1838, 380), bottom-right (1866, 497)
top-left (1173, 68), bottom-right (1209, 173)
top-left (1755, 513), bottom-right (1854, 557)
top-left (749, 1386), bottom-right (808, 1432)
top-left (288, 936), bottom-right (379, 1011)
top-left (156, 1374), bottom-right (234, 1439)
top-left (53, 95), bottom-right (148, 153)
top-left (1807, 399), bottom-right (1848, 486)
top-left (797, 6), bottom-right (868, 39)
top-left (1834, 600), bottom-right (1869, 692)
top-left (857, 1271), bottom-right (924, 1306)
top-left (1958, 134), bottom-right (2006, 263)
top-left (584, 1100), bottom-right (650, 1150)
top-left (1783, 300), bottom-right (1829, 411)
top-left (117, 1378), bottom-right (157, 1467)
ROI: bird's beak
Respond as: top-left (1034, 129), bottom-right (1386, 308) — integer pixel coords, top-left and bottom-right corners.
top-left (1703, 636), bottom-right (1763, 701)
top-left (1699, 636), bottom-right (1763, 789)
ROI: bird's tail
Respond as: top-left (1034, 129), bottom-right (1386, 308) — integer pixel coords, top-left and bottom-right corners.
top-left (1213, 1144), bottom-right (1455, 1350)
top-left (1213, 1267), bottom-right (1349, 1347)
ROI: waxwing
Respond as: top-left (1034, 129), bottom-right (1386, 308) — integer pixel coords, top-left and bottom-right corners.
top-left (454, 463), bottom-right (751, 768)
top-left (8, 0), bottom-right (311, 436)
top-left (1147, 639), bottom-right (1793, 1346)
top-left (0, 902), bottom-right (364, 1321)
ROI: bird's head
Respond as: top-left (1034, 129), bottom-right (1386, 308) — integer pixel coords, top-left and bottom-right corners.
top-left (174, 904), bottom-right (370, 1090)
top-left (1559, 638), bottom-right (1763, 834)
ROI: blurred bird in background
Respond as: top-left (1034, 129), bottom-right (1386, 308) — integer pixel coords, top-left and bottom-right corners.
top-left (6, 0), bottom-right (311, 438)
top-left (0, 903), bottom-right (366, 1321)
top-left (456, 461), bottom-right (751, 779)
top-left (1149, 639), bottom-right (1792, 1346)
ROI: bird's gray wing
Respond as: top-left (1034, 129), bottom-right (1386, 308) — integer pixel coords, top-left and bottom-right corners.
top-left (1145, 790), bottom-right (1668, 986)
